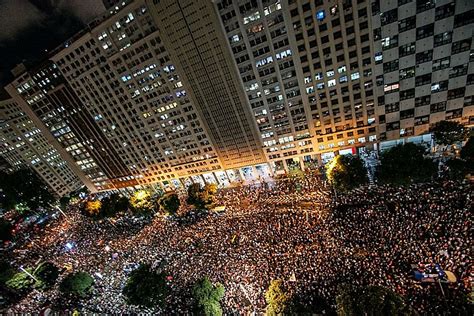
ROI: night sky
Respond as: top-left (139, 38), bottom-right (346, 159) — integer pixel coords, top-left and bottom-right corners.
top-left (0, 0), bottom-right (106, 87)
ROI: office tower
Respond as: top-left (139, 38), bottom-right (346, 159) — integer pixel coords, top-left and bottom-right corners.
top-left (0, 97), bottom-right (84, 196)
top-left (212, 0), bottom-right (379, 169)
top-left (6, 65), bottom-right (114, 192)
top-left (146, 0), bottom-right (269, 175)
top-left (37, 0), bottom-right (228, 189)
top-left (372, 0), bottom-right (474, 145)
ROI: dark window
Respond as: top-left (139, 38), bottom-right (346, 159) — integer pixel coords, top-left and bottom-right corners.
top-left (434, 31), bottom-right (452, 47)
top-left (416, 0), bottom-right (435, 13)
top-left (447, 87), bottom-right (466, 100)
top-left (452, 39), bottom-right (472, 54)
top-left (432, 56), bottom-right (450, 71)
top-left (415, 95), bottom-right (430, 107)
top-left (381, 8), bottom-right (398, 26)
top-left (449, 64), bottom-right (468, 78)
top-left (415, 74), bottom-right (431, 86)
top-left (400, 88), bottom-right (415, 100)
top-left (416, 23), bottom-right (434, 40)
top-left (383, 60), bottom-right (399, 72)
top-left (398, 16), bottom-right (416, 32)
top-left (399, 42), bottom-right (416, 57)
top-left (454, 10), bottom-right (474, 28)
top-left (430, 102), bottom-right (446, 113)
top-left (416, 50), bottom-right (433, 64)
top-left (435, 3), bottom-right (455, 21)
top-left (400, 109), bottom-right (415, 119)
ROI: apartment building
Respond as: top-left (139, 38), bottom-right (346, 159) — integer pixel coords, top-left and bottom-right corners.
top-left (214, 0), bottom-right (380, 169)
top-left (47, 0), bottom-right (231, 189)
top-left (3, 0), bottom-right (473, 191)
top-left (146, 0), bottom-right (269, 178)
top-left (372, 0), bottom-right (474, 144)
top-left (0, 97), bottom-right (84, 196)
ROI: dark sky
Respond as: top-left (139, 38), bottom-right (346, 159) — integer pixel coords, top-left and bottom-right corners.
top-left (0, 0), bottom-right (106, 87)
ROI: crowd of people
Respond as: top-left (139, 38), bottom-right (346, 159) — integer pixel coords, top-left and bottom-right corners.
top-left (3, 172), bottom-right (471, 314)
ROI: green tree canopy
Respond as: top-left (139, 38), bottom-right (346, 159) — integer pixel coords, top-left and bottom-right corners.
top-left (130, 190), bottom-right (156, 215)
top-left (430, 120), bottom-right (468, 145)
top-left (336, 285), bottom-right (407, 316)
top-left (5, 269), bottom-right (35, 293)
top-left (33, 261), bottom-right (60, 290)
top-left (0, 218), bottom-right (13, 241)
top-left (0, 260), bottom-right (15, 286)
top-left (192, 277), bottom-right (225, 316)
top-left (326, 154), bottom-right (367, 191)
top-left (159, 193), bottom-right (180, 215)
top-left (122, 264), bottom-right (168, 308)
top-left (377, 143), bottom-right (436, 185)
top-left (187, 183), bottom-right (218, 209)
top-left (101, 193), bottom-right (130, 217)
top-left (0, 168), bottom-right (55, 212)
top-left (265, 279), bottom-right (290, 316)
top-left (59, 271), bottom-right (94, 298)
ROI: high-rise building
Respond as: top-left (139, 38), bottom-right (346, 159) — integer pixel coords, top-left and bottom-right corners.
top-left (372, 0), bottom-right (474, 146)
top-left (3, 0), bottom-right (473, 192)
top-left (0, 97), bottom-right (84, 196)
top-left (211, 0), bottom-right (379, 167)
top-left (147, 0), bottom-right (268, 174)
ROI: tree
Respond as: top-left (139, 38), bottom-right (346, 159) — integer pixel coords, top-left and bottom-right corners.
top-left (101, 193), bottom-right (130, 217)
top-left (33, 262), bottom-right (60, 289)
top-left (5, 270), bottom-right (35, 293)
top-left (0, 169), bottom-right (55, 211)
top-left (187, 183), bottom-right (203, 207)
top-left (59, 272), bottom-right (94, 298)
top-left (122, 264), bottom-right (168, 308)
top-left (430, 120), bottom-right (468, 146)
top-left (0, 218), bottom-right (13, 242)
top-left (187, 183), bottom-right (218, 209)
top-left (265, 279), bottom-right (290, 316)
top-left (326, 155), bottom-right (367, 191)
top-left (84, 200), bottom-right (102, 217)
top-left (159, 193), bottom-right (180, 215)
top-left (192, 277), bottom-right (225, 316)
top-left (130, 190), bottom-right (155, 215)
top-left (336, 285), bottom-right (407, 316)
top-left (0, 260), bottom-right (15, 286)
top-left (59, 196), bottom-right (71, 210)
top-left (377, 143), bottom-right (436, 185)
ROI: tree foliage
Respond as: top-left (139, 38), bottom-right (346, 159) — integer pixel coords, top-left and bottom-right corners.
top-left (5, 270), bottom-right (35, 292)
top-left (265, 279), bottom-right (290, 316)
top-left (84, 200), bottom-right (102, 217)
top-left (0, 168), bottom-right (55, 211)
top-left (430, 120), bottom-right (468, 146)
top-left (130, 190), bottom-right (155, 215)
top-left (326, 155), bottom-right (367, 191)
top-left (101, 193), bottom-right (129, 217)
top-left (159, 193), bottom-right (180, 215)
top-left (0, 218), bottom-right (13, 241)
top-left (192, 277), bottom-right (225, 316)
top-left (0, 260), bottom-right (15, 286)
top-left (187, 183), bottom-right (218, 209)
top-left (378, 143), bottom-right (436, 185)
top-left (122, 264), bottom-right (168, 308)
top-left (59, 272), bottom-right (94, 298)
top-left (33, 261), bottom-right (60, 290)
top-left (336, 285), bottom-right (407, 316)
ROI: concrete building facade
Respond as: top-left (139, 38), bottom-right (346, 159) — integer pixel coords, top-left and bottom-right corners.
top-left (0, 97), bottom-right (84, 196)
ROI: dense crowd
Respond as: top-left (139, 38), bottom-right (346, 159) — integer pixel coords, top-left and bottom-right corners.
top-left (4, 173), bottom-right (472, 314)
